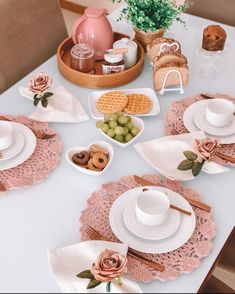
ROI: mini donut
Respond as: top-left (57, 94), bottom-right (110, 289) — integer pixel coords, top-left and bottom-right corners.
top-left (90, 144), bottom-right (109, 156)
top-left (87, 159), bottom-right (101, 171)
top-left (92, 152), bottom-right (109, 169)
top-left (72, 151), bottom-right (90, 166)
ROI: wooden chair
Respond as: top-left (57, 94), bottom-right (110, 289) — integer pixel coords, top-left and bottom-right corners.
top-left (0, 0), bottom-right (68, 94)
top-left (186, 0), bottom-right (235, 27)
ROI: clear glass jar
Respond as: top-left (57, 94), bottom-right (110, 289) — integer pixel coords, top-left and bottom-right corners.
top-left (70, 43), bottom-right (95, 74)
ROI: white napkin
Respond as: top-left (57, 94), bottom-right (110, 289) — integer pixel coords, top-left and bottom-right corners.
top-left (135, 131), bottom-right (229, 181)
top-left (48, 240), bottom-right (142, 293)
top-left (19, 85), bottom-right (89, 123)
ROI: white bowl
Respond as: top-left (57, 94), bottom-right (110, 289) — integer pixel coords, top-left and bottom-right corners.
top-left (98, 116), bottom-right (144, 148)
top-left (0, 121), bottom-right (13, 150)
top-left (66, 141), bottom-right (114, 176)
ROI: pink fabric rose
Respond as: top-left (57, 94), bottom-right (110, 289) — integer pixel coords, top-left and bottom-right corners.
top-left (195, 138), bottom-right (220, 160)
top-left (28, 73), bottom-right (52, 94)
top-left (91, 249), bottom-right (128, 283)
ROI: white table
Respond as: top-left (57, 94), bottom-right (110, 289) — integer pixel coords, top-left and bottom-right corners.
top-left (0, 12), bottom-right (234, 293)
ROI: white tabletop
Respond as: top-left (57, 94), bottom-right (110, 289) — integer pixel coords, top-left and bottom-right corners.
top-left (0, 12), bottom-right (234, 293)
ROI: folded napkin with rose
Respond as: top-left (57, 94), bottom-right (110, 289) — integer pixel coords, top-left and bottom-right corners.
top-left (48, 240), bottom-right (142, 293)
top-left (19, 73), bottom-right (89, 123)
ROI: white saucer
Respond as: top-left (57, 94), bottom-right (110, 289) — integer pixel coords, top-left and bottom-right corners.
top-left (123, 198), bottom-right (181, 241)
top-left (0, 129), bottom-right (25, 161)
top-left (0, 122), bottom-right (36, 171)
top-left (193, 106), bottom-right (235, 136)
top-left (109, 186), bottom-right (196, 254)
top-left (183, 100), bottom-right (235, 144)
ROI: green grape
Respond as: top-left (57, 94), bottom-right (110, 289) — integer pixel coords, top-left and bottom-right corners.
top-left (122, 126), bottom-right (129, 136)
top-left (114, 126), bottom-right (124, 135)
top-left (114, 134), bottom-right (124, 143)
top-left (125, 133), bottom-right (133, 142)
top-left (109, 121), bottom-right (117, 129)
top-left (104, 114), bottom-right (111, 122)
top-left (107, 129), bottom-right (115, 138)
top-left (101, 124), bottom-right (109, 133)
top-left (116, 111), bottom-right (124, 117)
top-left (109, 113), bottom-right (118, 121)
top-left (126, 115), bottom-right (132, 123)
top-left (118, 115), bottom-right (128, 125)
top-left (131, 126), bottom-right (140, 136)
top-left (126, 122), bottom-right (134, 130)
top-left (96, 120), bottom-right (104, 129)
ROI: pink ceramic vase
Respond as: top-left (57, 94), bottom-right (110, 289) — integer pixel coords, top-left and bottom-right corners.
top-left (72, 8), bottom-right (114, 61)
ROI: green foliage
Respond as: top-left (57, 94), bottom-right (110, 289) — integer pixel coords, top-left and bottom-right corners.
top-left (112, 0), bottom-right (190, 32)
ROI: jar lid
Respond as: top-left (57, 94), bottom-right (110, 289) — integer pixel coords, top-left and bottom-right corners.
top-left (70, 44), bottom-right (94, 59)
top-left (104, 53), bottom-right (123, 63)
top-left (113, 38), bottom-right (137, 50)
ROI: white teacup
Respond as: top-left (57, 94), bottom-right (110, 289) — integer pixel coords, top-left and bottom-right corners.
top-left (205, 98), bottom-right (234, 127)
top-left (136, 190), bottom-right (170, 227)
top-left (0, 121), bottom-right (13, 150)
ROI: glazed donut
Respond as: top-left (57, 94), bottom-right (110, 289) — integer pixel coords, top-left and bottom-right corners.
top-left (92, 152), bottom-right (109, 169)
top-left (87, 159), bottom-right (101, 171)
top-left (72, 151), bottom-right (90, 166)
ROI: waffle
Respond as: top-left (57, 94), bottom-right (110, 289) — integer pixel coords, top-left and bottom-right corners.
top-left (96, 91), bottom-right (128, 114)
top-left (124, 94), bottom-right (153, 114)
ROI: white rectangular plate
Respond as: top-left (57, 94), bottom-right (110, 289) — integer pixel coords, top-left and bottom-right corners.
top-left (89, 88), bottom-right (160, 119)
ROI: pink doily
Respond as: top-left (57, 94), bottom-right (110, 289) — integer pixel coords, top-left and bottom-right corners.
top-left (0, 115), bottom-right (62, 193)
top-left (80, 175), bottom-right (215, 282)
top-left (164, 93), bottom-right (235, 167)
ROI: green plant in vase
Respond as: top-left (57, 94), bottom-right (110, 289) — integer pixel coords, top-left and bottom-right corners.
top-left (112, 0), bottom-right (190, 50)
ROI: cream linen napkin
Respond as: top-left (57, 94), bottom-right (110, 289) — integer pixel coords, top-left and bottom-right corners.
top-left (135, 131), bottom-right (229, 181)
top-left (19, 85), bottom-right (89, 123)
top-left (48, 240), bottom-right (142, 293)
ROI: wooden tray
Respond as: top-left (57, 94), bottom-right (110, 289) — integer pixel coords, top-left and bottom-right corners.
top-left (57, 33), bottom-right (144, 88)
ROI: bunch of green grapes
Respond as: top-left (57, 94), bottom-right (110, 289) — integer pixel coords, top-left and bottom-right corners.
top-left (96, 112), bottom-right (140, 143)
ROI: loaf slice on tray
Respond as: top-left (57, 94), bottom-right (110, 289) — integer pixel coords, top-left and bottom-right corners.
top-left (153, 62), bottom-right (189, 91)
top-left (153, 52), bottom-right (187, 69)
top-left (147, 37), bottom-right (181, 61)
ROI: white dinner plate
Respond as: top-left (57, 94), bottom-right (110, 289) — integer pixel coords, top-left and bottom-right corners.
top-left (123, 197), bottom-right (181, 241)
top-left (89, 88), bottom-right (160, 119)
top-left (109, 186), bottom-right (196, 254)
top-left (0, 129), bottom-right (24, 161)
top-left (193, 106), bottom-right (235, 137)
top-left (0, 122), bottom-right (36, 171)
top-left (183, 100), bottom-right (235, 144)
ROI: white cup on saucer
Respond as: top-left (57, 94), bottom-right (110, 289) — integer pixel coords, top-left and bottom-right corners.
top-left (205, 98), bottom-right (234, 127)
top-left (136, 190), bottom-right (170, 227)
top-left (0, 121), bottom-right (13, 150)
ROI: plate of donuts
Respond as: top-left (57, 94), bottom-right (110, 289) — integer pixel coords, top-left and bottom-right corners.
top-left (66, 141), bottom-right (114, 176)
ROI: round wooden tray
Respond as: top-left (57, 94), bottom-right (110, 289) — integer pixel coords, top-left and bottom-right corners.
top-left (57, 33), bottom-right (144, 88)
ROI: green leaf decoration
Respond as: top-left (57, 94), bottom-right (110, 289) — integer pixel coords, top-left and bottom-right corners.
top-left (77, 270), bottom-right (94, 280)
top-left (33, 94), bottom-right (38, 99)
top-left (43, 92), bottom-right (53, 99)
top-left (192, 161), bottom-right (204, 177)
top-left (177, 159), bottom-right (193, 171)
top-left (41, 98), bottom-right (48, 108)
top-left (183, 151), bottom-right (198, 161)
top-left (106, 281), bottom-right (112, 293)
top-left (87, 279), bottom-right (102, 290)
top-left (33, 97), bottom-right (41, 107)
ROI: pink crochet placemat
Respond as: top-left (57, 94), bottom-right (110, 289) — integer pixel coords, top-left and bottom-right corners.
top-left (164, 93), bottom-right (235, 167)
top-left (80, 175), bottom-right (215, 282)
top-left (0, 115), bottom-right (62, 193)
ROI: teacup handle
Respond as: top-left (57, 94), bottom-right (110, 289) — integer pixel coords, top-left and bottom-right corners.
top-left (72, 15), bottom-right (87, 44)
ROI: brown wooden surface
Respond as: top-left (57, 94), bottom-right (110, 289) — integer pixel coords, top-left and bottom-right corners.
top-left (59, 0), bottom-right (86, 14)
top-left (57, 33), bottom-right (145, 88)
top-left (199, 275), bottom-right (235, 293)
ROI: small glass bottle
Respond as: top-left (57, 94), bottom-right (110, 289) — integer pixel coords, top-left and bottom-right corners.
top-left (70, 43), bottom-right (95, 74)
top-left (102, 54), bottom-right (125, 75)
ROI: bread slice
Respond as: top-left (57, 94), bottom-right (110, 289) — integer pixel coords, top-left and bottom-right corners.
top-left (153, 52), bottom-right (187, 70)
top-left (147, 37), bottom-right (181, 62)
top-left (153, 62), bottom-right (189, 91)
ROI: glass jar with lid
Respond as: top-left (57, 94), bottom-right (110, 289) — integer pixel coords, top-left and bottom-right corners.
top-left (102, 53), bottom-right (125, 75)
top-left (70, 43), bottom-right (95, 74)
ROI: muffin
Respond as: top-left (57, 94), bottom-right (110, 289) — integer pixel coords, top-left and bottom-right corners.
top-left (202, 25), bottom-right (227, 51)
